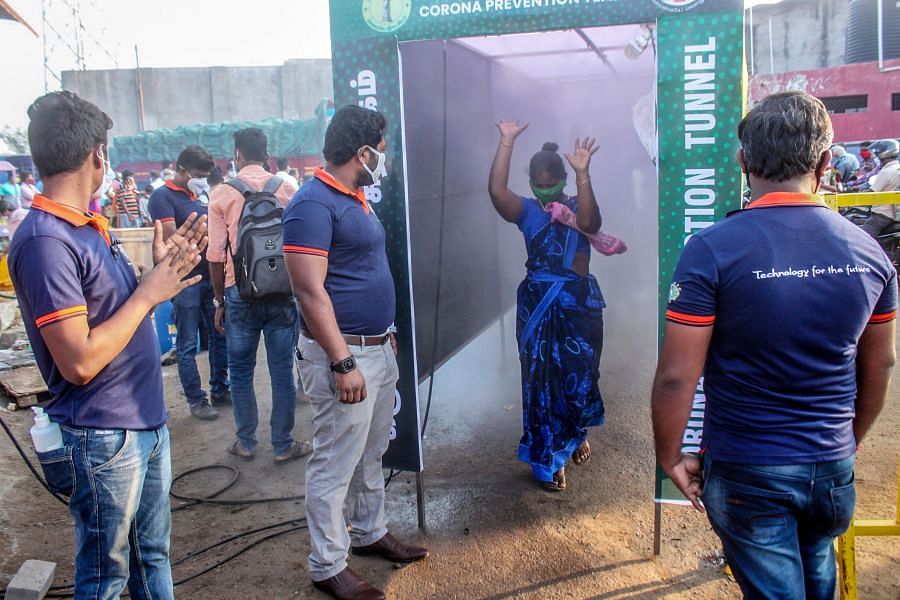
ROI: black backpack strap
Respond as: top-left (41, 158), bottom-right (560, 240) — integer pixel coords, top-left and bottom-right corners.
top-left (263, 176), bottom-right (283, 195)
top-left (226, 177), bottom-right (254, 198)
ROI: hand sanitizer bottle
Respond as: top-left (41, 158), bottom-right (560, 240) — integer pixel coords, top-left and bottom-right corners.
top-left (30, 407), bottom-right (64, 452)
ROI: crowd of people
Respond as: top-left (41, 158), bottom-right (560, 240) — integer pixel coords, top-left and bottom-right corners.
top-left (816, 139), bottom-right (900, 256)
top-left (4, 87), bottom-right (897, 600)
top-left (820, 139), bottom-right (899, 194)
top-left (83, 158), bottom-right (306, 230)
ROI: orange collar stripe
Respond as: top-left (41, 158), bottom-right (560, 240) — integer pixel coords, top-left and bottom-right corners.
top-left (164, 180), bottom-right (196, 200)
top-left (747, 192), bottom-right (826, 209)
top-left (36, 305), bottom-right (88, 328)
top-left (313, 167), bottom-right (370, 214)
top-left (31, 195), bottom-right (112, 246)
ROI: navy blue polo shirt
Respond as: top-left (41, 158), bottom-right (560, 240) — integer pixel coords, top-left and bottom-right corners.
top-left (282, 168), bottom-right (396, 335)
top-left (148, 181), bottom-right (208, 279)
top-left (667, 192), bottom-right (897, 465)
top-left (9, 195), bottom-right (165, 429)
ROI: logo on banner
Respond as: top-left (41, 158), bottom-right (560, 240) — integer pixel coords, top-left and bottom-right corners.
top-left (362, 0), bottom-right (412, 32)
top-left (652, 0), bottom-right (706, 12)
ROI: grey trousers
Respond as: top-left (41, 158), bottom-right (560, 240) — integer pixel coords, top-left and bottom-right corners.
top-left (297, 332), bottom-right (399, 581)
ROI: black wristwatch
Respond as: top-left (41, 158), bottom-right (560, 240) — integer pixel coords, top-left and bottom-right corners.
top-left (330, 356), bottom-right (357, 374)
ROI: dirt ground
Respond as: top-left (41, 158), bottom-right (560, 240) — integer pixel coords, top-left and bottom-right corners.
top-left (1, 329), bottom-right (899, 599)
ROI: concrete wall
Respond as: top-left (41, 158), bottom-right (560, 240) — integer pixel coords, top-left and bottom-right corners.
top-left (751, 59), bottom-right (900, 142)
top-left (62, 59), bottom-right (333, 140)
top-left (746, 0), bottom-right (848, 75)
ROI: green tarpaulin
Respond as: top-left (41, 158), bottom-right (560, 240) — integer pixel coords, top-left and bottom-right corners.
top-left (110, 107), bottom-right (328, 164)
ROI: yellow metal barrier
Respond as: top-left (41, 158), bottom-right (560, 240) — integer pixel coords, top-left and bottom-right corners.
top-left (819, 190), bottom-right (900, 599)
top-left (822, 190), bottom-right (900, 211)
top-left (837, 465), bottom-right (900, 600)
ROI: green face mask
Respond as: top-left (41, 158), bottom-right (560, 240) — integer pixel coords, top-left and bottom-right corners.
top-left (530, 180), bottom-right (565, 205)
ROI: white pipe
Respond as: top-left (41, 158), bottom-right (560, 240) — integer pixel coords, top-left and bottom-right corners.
top-left (878, 0), bottom-right (900, 73)
top-left (748, 5), bottom-right (755, 75)
top-left (768, 16), bottom-right (775, 74)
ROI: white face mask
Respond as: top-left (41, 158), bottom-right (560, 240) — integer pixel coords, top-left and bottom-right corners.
top-left (360, 146), bottom-right (387, 186)
top-left (187, 177), bottom-right (210, 197)
top-left (91, 152), bottom-right (116, 203)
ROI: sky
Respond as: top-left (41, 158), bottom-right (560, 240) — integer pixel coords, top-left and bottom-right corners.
top-left (0, 0), bottom-right (332, 134)
top-left (1, 0), bottom-right (779, 140)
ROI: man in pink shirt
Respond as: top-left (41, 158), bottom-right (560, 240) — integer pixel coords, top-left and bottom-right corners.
top-left (208, 128), bottom-right (310, 463)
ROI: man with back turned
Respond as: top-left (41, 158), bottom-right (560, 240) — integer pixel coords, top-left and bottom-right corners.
top-left (652, 91), bottom-right (896, 599)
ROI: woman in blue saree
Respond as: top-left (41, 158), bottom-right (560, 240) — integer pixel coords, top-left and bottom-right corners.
top-left (488, 119), bottom-right (606, 491)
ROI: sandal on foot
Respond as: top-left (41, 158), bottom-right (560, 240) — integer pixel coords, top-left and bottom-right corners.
top-left (573, 440), bottom-right (592, 466)
top-left (543, 467), bottom-right (567, 492)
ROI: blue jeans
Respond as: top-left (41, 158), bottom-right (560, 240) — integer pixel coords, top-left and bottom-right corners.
top-left (172, 278), bottom-right (229, 405)
top-left (224, 285), bottom-right (298, 454)
top-left (37, 425), bottom-right (173, 600)
top-left (702, 454), bottom-right (856, 600)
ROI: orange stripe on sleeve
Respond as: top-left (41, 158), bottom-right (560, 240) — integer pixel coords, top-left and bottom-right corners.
top-left (665, 309), bottom-right (716, 327)
top-left (868, 311), bottom-right (896, 324)
top-left (283, 245), bottom-right (329, 257)
top-left (159, 217), bottom-right (175, 223)
top-left (36, 305), bottom-right (88, 328)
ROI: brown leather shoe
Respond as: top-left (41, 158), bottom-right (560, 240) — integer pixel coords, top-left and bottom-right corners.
top-left (312, 567), bottom-right (384, 600)
top-left (352, 532), bottom-right (429, 563)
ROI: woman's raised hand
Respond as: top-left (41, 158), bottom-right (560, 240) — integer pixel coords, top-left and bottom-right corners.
top-left (564, 137), bottom-right (599, 175)
top-left (496, 119), bottom-right (529, 144)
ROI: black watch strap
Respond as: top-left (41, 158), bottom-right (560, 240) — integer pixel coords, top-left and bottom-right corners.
top-left (330, 355), bottom-right (357, 374)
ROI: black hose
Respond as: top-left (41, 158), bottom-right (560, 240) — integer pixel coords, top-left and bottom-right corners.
top-left (169, 464), bottom-right (304, 507)
top-left (172, 524), bottom-right (307, 587)
top-left (0, 411), bottom-right (68, 506)
top-left (171, 518), bottom-right (306, 567)
top-left (25, 520), bottom-right (310, 599)
top-left (0, 416), bottom-right (310, 598)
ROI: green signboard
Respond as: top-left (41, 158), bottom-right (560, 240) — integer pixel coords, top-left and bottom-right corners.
top-left (329, 0), bottom-right (745, 527)
top-left (655, 9), bottom-right (744, 505)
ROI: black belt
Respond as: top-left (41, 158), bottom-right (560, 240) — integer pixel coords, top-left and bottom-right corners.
top-left (300, 329), bottom-right (389, 347)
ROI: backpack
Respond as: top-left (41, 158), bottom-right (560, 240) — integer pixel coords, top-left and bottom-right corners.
top-left (225, 176), bottom-right (293, 302)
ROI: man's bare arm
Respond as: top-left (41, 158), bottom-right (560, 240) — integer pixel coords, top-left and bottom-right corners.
top-left (854, 319), bottom-right (896, 444)
top-left (285, 253), bottom-right (367, 403)
top-left (651, 321), bottom-right (713, 510)
top-left (42, 236), bottom-right (203, 385)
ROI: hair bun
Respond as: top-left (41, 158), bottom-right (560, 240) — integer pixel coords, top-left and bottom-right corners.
top-left (541, 142), bottom-right (559, 153)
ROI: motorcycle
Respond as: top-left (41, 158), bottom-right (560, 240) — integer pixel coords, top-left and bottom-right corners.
top-left (841, 206), bottom-right (900, 268)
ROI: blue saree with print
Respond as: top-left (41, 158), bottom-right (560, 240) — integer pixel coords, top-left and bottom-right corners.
top-left (515, 197), bottom-right (606, 482)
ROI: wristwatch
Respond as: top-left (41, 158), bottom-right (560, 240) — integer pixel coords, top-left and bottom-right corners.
top-left (212, 297), bottom-right (224, 308)
top-left (330, 356), bottom-right (357, 374)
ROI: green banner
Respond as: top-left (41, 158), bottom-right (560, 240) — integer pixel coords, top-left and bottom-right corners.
top-left (330, 35), bottom-right (424, 472)
top-left (340, 0), bottom-right (743, 41)
top-left (655, 10), bottom-right (744, 502)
